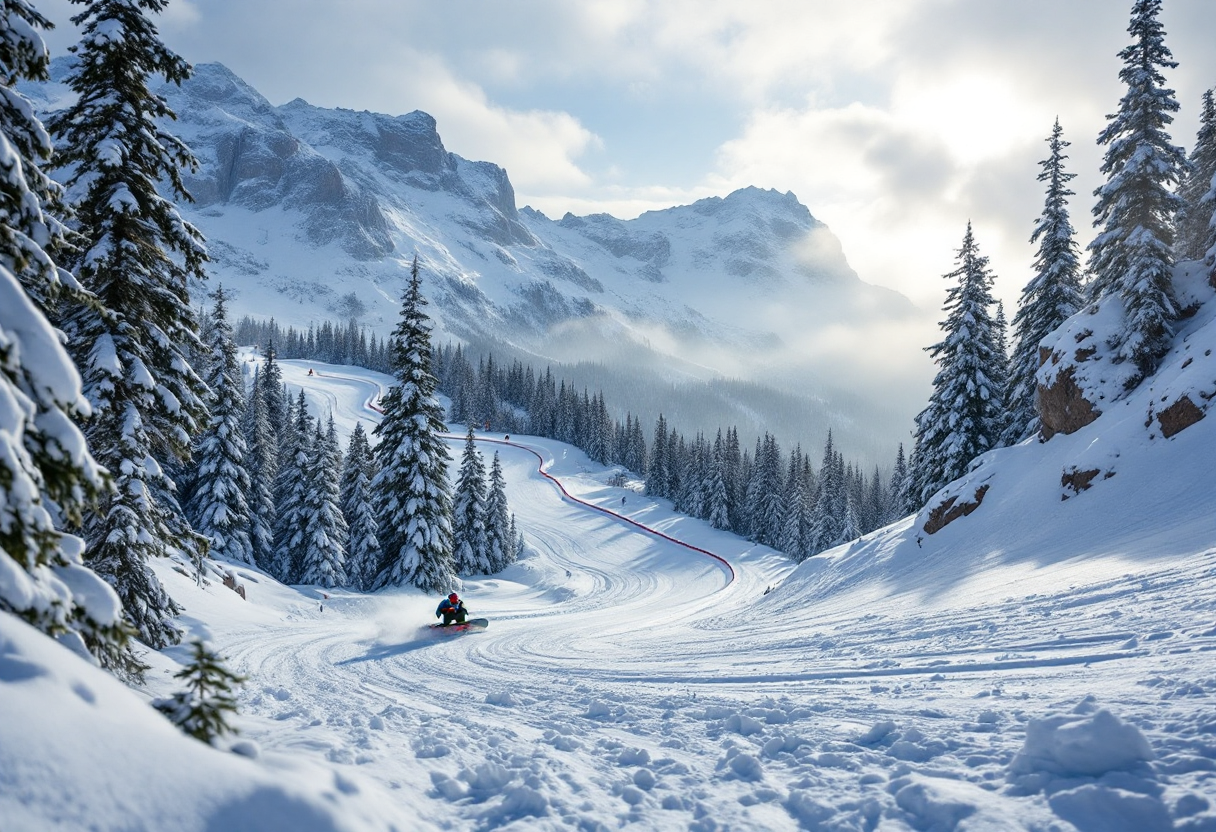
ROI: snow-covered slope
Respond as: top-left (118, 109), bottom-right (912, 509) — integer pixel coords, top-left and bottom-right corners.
top-left (6, 309), bottom-right (1216, 829)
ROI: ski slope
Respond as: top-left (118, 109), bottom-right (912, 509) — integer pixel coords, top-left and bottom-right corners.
top-left (4, 356), bottom-right (1216, 831)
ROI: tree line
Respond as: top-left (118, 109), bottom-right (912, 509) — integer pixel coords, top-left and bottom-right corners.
top-left (242, 317), bottom-right (910, 563)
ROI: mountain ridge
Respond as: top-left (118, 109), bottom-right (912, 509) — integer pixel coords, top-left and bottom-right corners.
top-left (30, 57), bottom-right (930, 466)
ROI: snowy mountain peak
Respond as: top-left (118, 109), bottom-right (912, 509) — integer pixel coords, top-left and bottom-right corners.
top-left (27, 60), bottom-right (924, 459)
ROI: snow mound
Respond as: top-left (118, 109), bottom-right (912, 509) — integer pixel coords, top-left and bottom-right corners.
top-left (1010, 708), bottom-right (1154, 777)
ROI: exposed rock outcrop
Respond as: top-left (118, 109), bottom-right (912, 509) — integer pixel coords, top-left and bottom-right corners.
top-left (923, 485), bottom-right (990, 535)
top-left (1060, 466), bottom-right (1114, 500)
top-left (1037, 350), bottom-right (1101, 440)
top-left (1155, 394), bottom-right (1205, 438)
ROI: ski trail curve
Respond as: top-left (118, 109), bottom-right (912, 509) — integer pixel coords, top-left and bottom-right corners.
top-left (291, 361), bottom-right (736, 587)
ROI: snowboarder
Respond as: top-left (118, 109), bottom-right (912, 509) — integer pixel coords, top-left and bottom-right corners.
top-left (307, 368), bottom-right (315, 376)
top-left (436, 592), bottom-right (468, 626)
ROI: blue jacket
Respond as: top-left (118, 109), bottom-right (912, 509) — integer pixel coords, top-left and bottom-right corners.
top-left (436, 598), bottom-right (466, 617)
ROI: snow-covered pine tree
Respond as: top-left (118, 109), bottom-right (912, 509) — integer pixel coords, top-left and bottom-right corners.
top-left (777, 445), bottom-right (808, 560)
top-left (49, 0), bottom-right (210, 649)
top-left (298, 416), bottom-right (347, 588)
top-left (864, 465), bottom-right (886, 534)
top-left (839, 491), bottom-right (862, 545)
top-left (1177, 89), bottom-right (1216, 264)
top-left (1005, 120), bottom-right (1084, 445)
top-left (272, 389), bottom-right (312, 583)
top-left (738, 435), bottom-right (763, 540)
top-left (242, 365), bottom-right (275, 570)
top-left (484, 451), bottom-right (515, 572)
top-left (888, 442), bottom-right (910, 522)
top-left (340, 422), bottom-right (380, 590)
top-left (701, 431), bottom-right (729, 531)
top-left (1088, 0), bottom-right (1187, 379)
top-left (647, 414), bottom-right (670, 499)
top-left (749, 434), bottom-right (784, 547)
top-left (451, 427), bottom-right (490, 576)
top-left (909, 223), bottom-right (1004, 507)
top-left (992, 302), bottom-right (1011, 445)
top-left (260, 338), bottom-right (286, 452)
top-left (186, 287), bottom-right (253, 565)
top-left (0, 0), bottom-right (131, 669)
top-left (153, 639), bottom-right (244, 744)
top-left (809, 430), bottom-right (842, 554)
top-left (677, 433), bottom-right (707, 519)
top-left (725, 427), bottom-right (745, 532)
top-left (0, 224), bottom-right (132, 665)
top-left (370, 257), bottom-right (456, 593)
top-left (0, 0), bottom-right (77, 313)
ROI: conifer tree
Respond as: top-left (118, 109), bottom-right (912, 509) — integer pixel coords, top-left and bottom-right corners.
top-left (992, 302), bottom-right (1011, 444)
top-left (725, 427), bottom-right (745, 531)
top-left (864, 465), bottom-right (886, 534)
top-left (340, 422), bottom-right (381, 590)
top-left (809, 431), bottom-right (842, 553)
top-left (298, 416), bottom-right (347, 588)
top-left (49, 0), bottom-right (210, 648)
top-left (186, 287), bottom-right (253, 565)
top-left (647, 414), bottom-right (670, 499)
top-left (0, 0), bottom-right (132, 669)
top-left (484, 451), bottom-right (515, 572)
top-left (451, 427), bottom-right (490, 575)
top-left (272, 389), bottom-right (312, 583)
top-left (153, 639), bottom-right (244, 744)
top-left (1005, 120), bottom-right (1084, 444)
top-left (1088, 0), bottom-right (1187, 378)
top-left (778, 446), bottom-right (809, 560)
top-left (371, 257), bottom-right (456, 592)
top-left (260, 338), bottom-right (286, 455)
top-left (888, 442), bottom-right (911, 522)
top-left (704, 431), bottom-right (731, 532)
top-left (1177, 89), bottom-right (1216, 265)
top-left (0, 0), bottom-right (77, 312)
top-left (909, 223), bottom-right (1004, 507)
top-left (839, 492), bottom-right (862, 544)
top-left (746, 433), bottom-right (784, 547)
top-left (242, 365), bottom-right (276, 570)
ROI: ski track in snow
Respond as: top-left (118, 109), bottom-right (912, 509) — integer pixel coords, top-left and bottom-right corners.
top-left (186, 358), bottom-right (1216, 831)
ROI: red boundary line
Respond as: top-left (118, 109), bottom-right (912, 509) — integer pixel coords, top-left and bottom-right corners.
top-left (455, 435), bottom-right (736, 586)
top-left (330, 372), bottom-right (735, 585)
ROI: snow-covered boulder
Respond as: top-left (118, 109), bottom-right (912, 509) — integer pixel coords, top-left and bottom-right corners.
top-left (1010, 708), bottom-right (1154, 777)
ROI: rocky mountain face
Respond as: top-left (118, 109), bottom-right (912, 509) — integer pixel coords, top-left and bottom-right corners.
top-left (31, 59), bottom-right (927, 464)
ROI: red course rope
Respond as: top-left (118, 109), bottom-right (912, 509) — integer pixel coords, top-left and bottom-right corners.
top-left (452, 435), bottom-right (737, 586)
top-left (324, 370), bottom-right (735, 585)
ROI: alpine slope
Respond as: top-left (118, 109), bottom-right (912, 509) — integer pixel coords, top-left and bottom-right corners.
top-left (3, 354), bottom-right (1216, 832)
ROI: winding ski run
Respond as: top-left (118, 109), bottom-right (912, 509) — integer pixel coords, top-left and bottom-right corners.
top-left (197, 358), bottom-right (1216, 831)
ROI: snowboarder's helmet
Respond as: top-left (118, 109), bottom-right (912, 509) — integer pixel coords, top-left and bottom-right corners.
top-left (448, 593), bottom-right (459, 602)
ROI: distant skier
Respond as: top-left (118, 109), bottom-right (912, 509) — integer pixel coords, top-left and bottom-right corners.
top-left (436, 592), bottom-right (468, 626)
top-left (307, 368), bottom-right (315, 376)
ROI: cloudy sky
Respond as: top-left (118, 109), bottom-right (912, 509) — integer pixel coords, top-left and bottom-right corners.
top-left (36, 0), bottom-right (1216, 314)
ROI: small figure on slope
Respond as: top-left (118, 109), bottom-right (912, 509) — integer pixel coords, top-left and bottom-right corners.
top-left (436, 592), bottom-right (468, 626)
